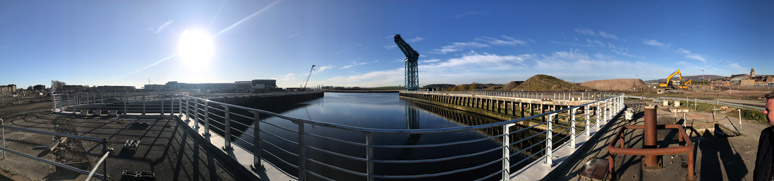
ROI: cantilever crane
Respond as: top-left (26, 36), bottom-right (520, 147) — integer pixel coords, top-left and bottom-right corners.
top-left (394, 34), bottom-right (419, 91)
top-left (302, 65), bottom-right (315, 90)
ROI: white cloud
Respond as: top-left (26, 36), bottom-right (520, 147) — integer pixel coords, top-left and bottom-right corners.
top-left (340, 62), bottom-right (367, 69)
top-left (574, 28), bottom-right (621, 41)
top-left (586, 39), bottom-right (605, 47)
top-left (676, 48), bottom-right (706, 62)
top-left (598, 31), bottom-right (620, 40)
top-left (384, 45), bottom-right (397, 49)
top-left (642, 39), bottom-right (669, 48)
top-left (729, 63), bottom-right (746, 73)
top-left (281, 73), bottom-right (296, 81)
top-left (574, 28), bottom-right (596, 36)
top-left (408, 37), bottom-right (424, 42)
top-left (433, 35), bottom-right (527, 54)
top-left (154, 20), bottom-right (174, 34)
top-left (481, 36), bottom-right (527, 46)
top-left (426, 52), bottom-right (533, 70)
top-left (643, 40), bottom-right (705, 62)
top-left (315, 65), bottom-right (335, 73)
top-left (434, 42), bottom-right (489, 54)
top-left (323, 68), bottom-right (404, 87)
top-left (421, 59), bottom-right (441, 64)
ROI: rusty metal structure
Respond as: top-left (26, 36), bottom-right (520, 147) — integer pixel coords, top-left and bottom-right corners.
top-left (607, 105), bottom-right (695, 180)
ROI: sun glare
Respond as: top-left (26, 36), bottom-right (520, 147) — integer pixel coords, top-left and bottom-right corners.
top-left (178, 29), bottom-right (214, 68)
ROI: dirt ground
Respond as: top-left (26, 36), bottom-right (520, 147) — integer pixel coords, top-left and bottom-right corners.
top-left (581, 79), bottom-right (646, 91)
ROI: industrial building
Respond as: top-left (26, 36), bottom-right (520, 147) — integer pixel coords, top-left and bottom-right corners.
top-left (728, 68), bottom-right (774, 86)
top-left (0, 84), bottom-right (17, 94)
top-left (144, 79), bottom-right (277, 93)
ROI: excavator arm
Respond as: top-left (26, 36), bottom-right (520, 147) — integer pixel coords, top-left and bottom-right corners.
top-left (659, 69), bottom-right (683, 88)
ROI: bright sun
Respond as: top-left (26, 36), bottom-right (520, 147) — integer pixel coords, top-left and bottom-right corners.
top-left (177, 29), bottom-right (214, 67)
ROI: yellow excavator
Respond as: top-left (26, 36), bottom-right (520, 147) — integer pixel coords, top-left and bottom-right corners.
top-left (657, 69), bottom-right (692, 94)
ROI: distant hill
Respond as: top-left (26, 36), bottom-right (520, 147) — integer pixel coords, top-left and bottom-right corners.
top-left (645, 75), bottom-right (725, 83)
top-left (502, 81), bottom-right (524, 90)
top-left (581, 79), bottom-right (645, 91)
top-left (513, 74), bottom-right (589, 91)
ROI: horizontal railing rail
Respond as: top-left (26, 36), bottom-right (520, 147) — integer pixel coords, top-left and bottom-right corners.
top-left (50, 90), bottom-right (624, 180)
top-left (0, 120), bottom-right (110, 180)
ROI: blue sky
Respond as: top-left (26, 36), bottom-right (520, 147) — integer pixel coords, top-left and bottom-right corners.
top-left (1, 1), bottom-right (772, 88)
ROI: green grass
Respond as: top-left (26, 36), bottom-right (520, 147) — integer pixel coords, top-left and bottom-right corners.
top-left (682, 101), bottom-right (768, 123)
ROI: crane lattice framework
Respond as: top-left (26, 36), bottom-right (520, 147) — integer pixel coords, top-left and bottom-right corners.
top-left (394, 34), bottom-right (419, 91)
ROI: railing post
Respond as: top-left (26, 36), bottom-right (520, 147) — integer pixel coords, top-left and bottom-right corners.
top-left (101, 91), bottom-right (104, 104)
top-left (59, 95), bottom-right (64, 113)
top-left (193, 99), bottom-right (199, 129)
top-left (102, 138), bottom-right (108, 179)
top-left (142, 95), bottom-right (146, 116)
top-left (170, 97), bottom-right (174, 116)
top-left (66, 94), bottom-right (70, 112)
top-left (503, 123), bottom-right (513, 180)
top-left (570, 107), bottom-right (577, 150)
top-left (546, 114), bottom-right (554, 166)
top-left (161, 97), bottom-right (165, 116)
top-left (585, 105), bottom-right (590, 136)
top-left (366, 133), bottom-right (374, 181)
top-left (123, 93), bottom-right (127, 116)
top-left (204, 101), bottom-right (210, 136)
top-left (297, 121), bottom-right (306, 180)
top-left (51, 93), bottom-right (56, 112)
top-left (224, 105), bottom-right (232, 150)
top-left (596, 102), bottom-right (600, 128)
top-left (185, 98), bottom-right (190, 122)
top-left (2, 118), bottom-right (5, 159)
top-left (253, 112), bottom-right (262, 169)
top-left (603, 100), bottom-right (608, 124)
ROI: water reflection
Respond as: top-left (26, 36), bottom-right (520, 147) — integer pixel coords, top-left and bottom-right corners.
top-left (221, 93), bottom-right (555, 180)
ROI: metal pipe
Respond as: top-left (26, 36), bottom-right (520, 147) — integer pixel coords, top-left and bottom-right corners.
top-left (86, 150), bottom-right (111, 181)
top-left (643, 105), bottom-right (658, 167)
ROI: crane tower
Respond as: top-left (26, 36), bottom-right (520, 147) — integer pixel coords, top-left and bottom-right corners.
top-left (394, 34), bottom-right (419, 91)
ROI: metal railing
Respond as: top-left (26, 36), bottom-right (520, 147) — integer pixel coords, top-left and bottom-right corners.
top-left (411, 90), bottom-right (615, 101)
top-left (0, 123), bottom-right (110, 180)
top-left (50, 91), bottom-right (625, 180)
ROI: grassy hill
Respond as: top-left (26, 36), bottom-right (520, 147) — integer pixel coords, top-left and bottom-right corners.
top-left (513, 74), bottom-right (589, 91)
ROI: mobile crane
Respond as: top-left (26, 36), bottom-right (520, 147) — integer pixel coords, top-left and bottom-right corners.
top-left (302, 65), bottom-right (315, 90)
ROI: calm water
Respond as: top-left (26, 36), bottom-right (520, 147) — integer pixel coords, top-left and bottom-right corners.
top-left (224, 92), bottom-right (545, 180)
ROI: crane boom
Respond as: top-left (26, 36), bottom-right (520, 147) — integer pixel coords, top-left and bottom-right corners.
top-left (303, 65), bottom-right (315, 90)
top-left (394, 34), bottom-right (419, 59)
top-left (394, 34), bottom-right (419, 91)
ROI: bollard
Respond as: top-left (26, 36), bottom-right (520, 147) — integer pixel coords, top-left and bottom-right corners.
top-left (643, 105), bottom-right (658, 168)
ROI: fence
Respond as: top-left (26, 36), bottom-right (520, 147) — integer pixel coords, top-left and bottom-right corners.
top-left (50, 91), bottom-right (625, 180)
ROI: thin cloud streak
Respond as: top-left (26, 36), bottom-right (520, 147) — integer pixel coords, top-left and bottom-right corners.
top-left (216, 0), bottom-right (281, 37)
top-left (154, 20), bottom-right (174, 34)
